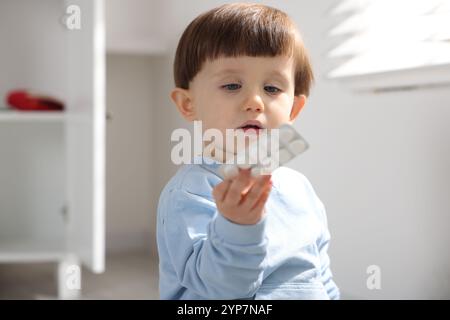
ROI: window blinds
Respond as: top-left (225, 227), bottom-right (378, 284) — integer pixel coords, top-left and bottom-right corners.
top-left (328, 0), bottom-right (450, 79)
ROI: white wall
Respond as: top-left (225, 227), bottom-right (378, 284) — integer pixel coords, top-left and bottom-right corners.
top-left (269, 0), bottom-right (450, 299)
top-left (105, 55), bottom-right (155, 254)
top-left (149, 54), bottom-right (189, 255)
top-left (105, 53), bottom-right (186, 255)
top-left (105, 0), bottom-right (450, 299)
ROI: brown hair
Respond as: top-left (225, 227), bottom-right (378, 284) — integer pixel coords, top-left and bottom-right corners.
top-left (173, 3), bottom-right (314, 96)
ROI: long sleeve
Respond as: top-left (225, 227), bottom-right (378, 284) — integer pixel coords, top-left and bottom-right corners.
top-left (315, 202), bottom-right (340, 300)
top-left (160, 188), bottom-right (267, 299)
top-left (297, 172), bottom-right (340, 300)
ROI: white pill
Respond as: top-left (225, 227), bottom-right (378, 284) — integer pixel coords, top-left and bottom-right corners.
top-left (251, 166), bottom-right (262, 177)
top-left (237, 162), bottom-right (253, 169)
top-left (289, 139), bottom-right (307, 154)
top-left (251, 166), bottom-right (272, 177)
top-left (223, 165), bottom-right (239, 179)
top-left (235, 157), bottom-right (255, 170)
top-left (258, 154), bottom-right (272, 168)
top-left (236, 149), bottom-right (258, 169)
top-left (279, 126), bottom-right (294, 143)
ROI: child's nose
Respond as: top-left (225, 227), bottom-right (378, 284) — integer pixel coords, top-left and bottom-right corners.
top-left (243, 94), bottom-right (264, 112)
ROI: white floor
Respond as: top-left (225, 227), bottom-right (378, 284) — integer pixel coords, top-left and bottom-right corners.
top-left (0, 251), bottom-right (159, 300)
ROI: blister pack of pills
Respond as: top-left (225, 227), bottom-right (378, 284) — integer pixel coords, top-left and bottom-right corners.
top-left (219, 123), bottom-right (309, 179)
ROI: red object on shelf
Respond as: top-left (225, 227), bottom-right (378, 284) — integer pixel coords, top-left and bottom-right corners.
top-left (6, 90), bottom-right (64, 111)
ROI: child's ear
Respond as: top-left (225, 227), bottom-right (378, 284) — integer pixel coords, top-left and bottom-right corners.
top-left (289, 95), bottom-right (306, 123)
top-left (170, 88), bottom-right (197, 121)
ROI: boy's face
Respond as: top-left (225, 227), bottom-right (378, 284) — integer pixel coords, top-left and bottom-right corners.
top-left (171, 55), bottom-right (306, 153)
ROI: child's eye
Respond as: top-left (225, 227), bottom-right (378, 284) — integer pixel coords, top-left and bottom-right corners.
top-left (221, 83), bottom-right (241, 91)
top-left (264, 86), bottom-right (281, 94)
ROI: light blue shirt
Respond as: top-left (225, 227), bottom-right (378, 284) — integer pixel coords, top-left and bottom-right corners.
top-left (156, 155), bottom-right (340, 300)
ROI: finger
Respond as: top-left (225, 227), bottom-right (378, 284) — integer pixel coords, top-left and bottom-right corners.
top-left (240, 175), bottom-right (272, 208)
top-left (226, 169), bottom-right (252, 205)
top-left (240, 174), bottom-right (271, 207)
top-left (241, 175), bottom-right (258, 195)
top-left (212, 180), bottom-right (231, 203)
top-left (250, 180), bottom-right (272, 212)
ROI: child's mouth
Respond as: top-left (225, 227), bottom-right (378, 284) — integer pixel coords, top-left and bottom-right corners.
top-left (237, 120), bottom-right (264, 135)
top-left (240, 125), bottom-right (261, 132)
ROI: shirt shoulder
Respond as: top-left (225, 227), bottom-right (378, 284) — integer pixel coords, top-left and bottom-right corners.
top-left (157, 164), bottom-right (221, 218)
top-left (272, 166), bottom-right (315, 197)
top-left (272, 166), bottom-right (328, 225)
top-left (162, 164), bottom-right (221, 196)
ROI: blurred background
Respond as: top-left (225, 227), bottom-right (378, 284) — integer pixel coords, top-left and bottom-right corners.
top-left (0, 0), bottom-right (449, 299)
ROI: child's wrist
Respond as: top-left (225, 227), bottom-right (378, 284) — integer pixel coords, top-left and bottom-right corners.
top-left (214, 211), bottom-right (267, 245)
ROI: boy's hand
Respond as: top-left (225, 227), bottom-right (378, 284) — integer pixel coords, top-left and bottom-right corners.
top-left (212, 168), bottom-right (272, 225)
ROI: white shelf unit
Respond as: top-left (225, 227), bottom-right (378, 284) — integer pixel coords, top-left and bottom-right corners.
top-left (0, 0), bottom-right (105, 299)
top-left (0, 238), bottom-right (66, 264)
top-left (0, 110), bottom-right (66, 122)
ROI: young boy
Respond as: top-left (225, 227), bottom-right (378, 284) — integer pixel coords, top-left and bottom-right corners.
top-left (157, 3), bottom-right (340, 300)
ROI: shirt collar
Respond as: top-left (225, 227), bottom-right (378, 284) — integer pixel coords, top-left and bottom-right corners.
top-left (192, 154), bottom-right (224, 179)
